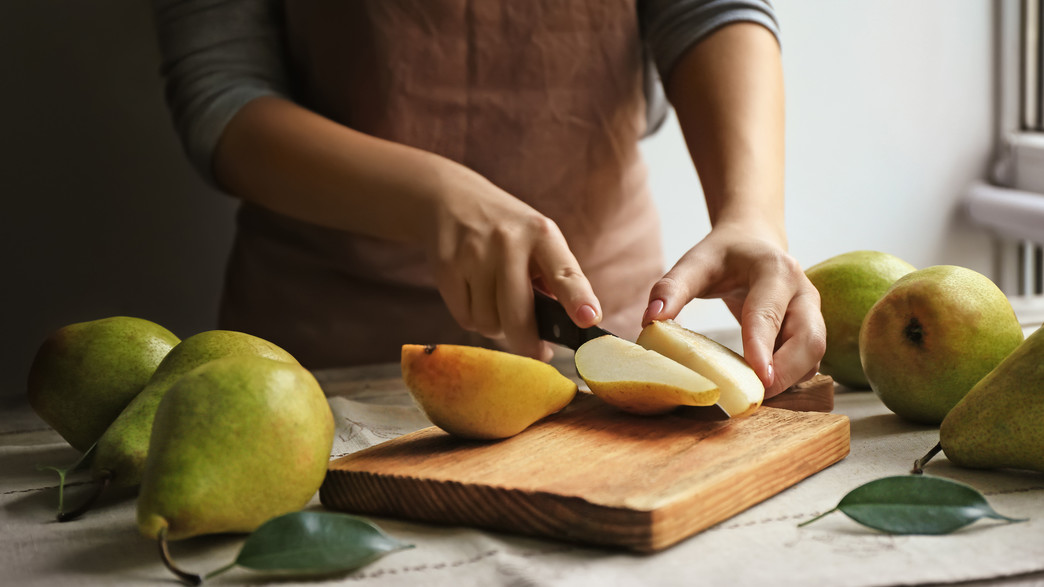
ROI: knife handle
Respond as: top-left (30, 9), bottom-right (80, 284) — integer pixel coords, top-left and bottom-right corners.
top-left (533, 290), bottom-right (571, 344)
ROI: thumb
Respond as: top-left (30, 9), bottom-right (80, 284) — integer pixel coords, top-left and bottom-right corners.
top-left (642, 253), bottom-right (719, 325)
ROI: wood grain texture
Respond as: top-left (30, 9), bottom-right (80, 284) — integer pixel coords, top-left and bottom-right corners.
top-left (321, 392), bottom-right (850, 552)
top-left (762, 373), bottom-right (835, 412)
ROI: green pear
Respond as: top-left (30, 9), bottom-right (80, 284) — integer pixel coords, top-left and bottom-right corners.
top-left (137, 355), bottom-right (334, 541)
top-left (805, 250), bottom-right (916, 389)
top-left (860, 265), bottom-right (1024, 424)
top-left (90, 330), bottom-right (298, 490)
top-left (27, 317), bottom-right (180, 452)
top-left (937, 325), bottom-right (1044, 472)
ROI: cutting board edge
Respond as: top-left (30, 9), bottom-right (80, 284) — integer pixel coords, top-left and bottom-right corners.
top-left (319, 469), bottom-right (662, 549)
top-left (320, 411), bottom-right (852, 552)
top-left (640, 413), bottom-right (851, 551)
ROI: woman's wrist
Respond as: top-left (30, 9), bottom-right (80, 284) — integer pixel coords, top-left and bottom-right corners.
top-left (709, 207), bottom-right (788, 251)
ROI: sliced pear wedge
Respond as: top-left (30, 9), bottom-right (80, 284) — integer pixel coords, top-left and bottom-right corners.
top-left (574, 335), bottom-right (720, 415)
top-left (636, 320), bottom-right (764, 418)
top-left (401, 344), bottom-right (577, 439)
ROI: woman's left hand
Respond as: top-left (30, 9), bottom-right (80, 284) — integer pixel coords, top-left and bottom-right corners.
top-left (642, 222), bottom-right (826, 399)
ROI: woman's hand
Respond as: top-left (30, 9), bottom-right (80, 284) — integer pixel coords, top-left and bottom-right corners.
top-left (425, 161), bottom-right (602, 361)
top-left (647, 22), bottom-right (824, 398)
top-left (642, 222), bottom-right (826, 399)
top-left (214, 97), bottom-right (602, 361)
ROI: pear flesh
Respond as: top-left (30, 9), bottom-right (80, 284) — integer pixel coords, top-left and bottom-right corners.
top-left (137, 355), bottom-right (334, 541)
top-left (636, 320), bottom-right (764, 417)
top-left (91, 330), bottom-right (298, 489)
top-left (401, 344), bottom-right (577, 439)
top-left (575, 335), bottom-right (720, 416)
top-left (27, 316), bottom-right (180, 452)
top-left (939, 325), bottom-right (1044, 472)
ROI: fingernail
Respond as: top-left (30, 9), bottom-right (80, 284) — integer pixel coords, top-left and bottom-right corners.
top-left (765, 363), bottom-right (775, 387)
top-left (577, 304), bottom-right (597, 324)
top-left (644, 299), bottom-right (665, 322)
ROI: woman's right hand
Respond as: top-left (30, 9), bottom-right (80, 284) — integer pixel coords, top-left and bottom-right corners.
top-left (424, 161), bottom-right (602, 361)
top-left (213, 97), bottom-right (601, 360)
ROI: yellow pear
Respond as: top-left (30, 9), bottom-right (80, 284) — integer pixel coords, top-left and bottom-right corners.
top-left (636, 320), bottom-right (764, 417)
top-left (860, 265), bottom-right (1024, 424)
top-left (805, 250), bottom-right (916, 389)
top-left (574, 334), bottom-right (719, 415)
top-left (401, 344), bottom-right (577, 439)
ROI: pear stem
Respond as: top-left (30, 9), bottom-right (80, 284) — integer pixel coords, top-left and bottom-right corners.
top-left (912, 442), bottom-right (943, 474)
top-left (158, 526), bottom-right (203, 585)
top-left (57, 471), bottom-right (110, 522)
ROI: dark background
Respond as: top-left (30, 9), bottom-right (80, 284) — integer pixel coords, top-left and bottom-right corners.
top-left (2, 2), bottom-right (236, 405)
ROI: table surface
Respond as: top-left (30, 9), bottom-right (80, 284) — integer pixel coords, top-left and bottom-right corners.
top-left (3, 342), bottom-right (1043, 587)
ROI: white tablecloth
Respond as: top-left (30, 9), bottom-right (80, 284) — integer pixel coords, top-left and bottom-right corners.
top-left (3, 359), bottom-right (1043, 586)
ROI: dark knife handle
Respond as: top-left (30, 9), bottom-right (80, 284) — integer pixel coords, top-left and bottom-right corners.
top-left (534, 290), bottom-right (570, 345)
top-left (533, 290), bottom-right (612, 350)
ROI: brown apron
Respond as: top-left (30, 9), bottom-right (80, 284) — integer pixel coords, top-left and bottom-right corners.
top-left (218, 0), bottom-right (665, 369)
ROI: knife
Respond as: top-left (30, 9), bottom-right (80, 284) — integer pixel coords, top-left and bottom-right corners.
top-left (533, 289), bottom-right (730, 418)
top-left (533, 290), bottom-right (614, 350)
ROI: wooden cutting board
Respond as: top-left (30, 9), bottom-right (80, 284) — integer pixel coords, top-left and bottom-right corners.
top-left (321, 375), bottom-right (849, 552)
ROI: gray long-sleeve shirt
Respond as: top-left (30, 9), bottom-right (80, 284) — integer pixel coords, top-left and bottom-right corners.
top-left (151, 0), bottom-right (779, 185)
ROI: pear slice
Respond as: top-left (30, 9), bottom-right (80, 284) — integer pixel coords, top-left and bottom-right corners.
top-left (636, 320), bottom-right (764, 418)
top-left (574, 335), bottom-right (720, 415)
top-left (401, 344), bottom-right (578, 440)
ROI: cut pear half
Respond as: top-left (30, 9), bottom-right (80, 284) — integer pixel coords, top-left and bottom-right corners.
top-left (636, 320), bottom-right (765, 418)
top-left (574, 335), bottom-right (720, 415)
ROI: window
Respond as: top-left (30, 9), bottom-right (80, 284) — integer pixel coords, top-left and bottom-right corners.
top-left (966, 0), bottom-right (1044, 313)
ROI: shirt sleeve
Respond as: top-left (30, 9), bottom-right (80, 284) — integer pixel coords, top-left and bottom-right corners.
top-left (640, 0), bottom-right (781, 83)
top-left (151, 0), bottom-right (290, 185)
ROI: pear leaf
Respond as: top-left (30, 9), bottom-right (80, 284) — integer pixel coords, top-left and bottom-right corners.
top-left (799, 475), bottom-right (1027, 534)
top-left (207, 511), bottom-right (412, 580)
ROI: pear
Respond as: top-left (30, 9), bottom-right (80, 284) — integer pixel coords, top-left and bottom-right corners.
top-left (401, 344), bottom-right (577, 439)
top-left (27, 317), bottom-right (180, 452)
top-left (137, 355), bottom-right (334, 542)
top-left (860, 265), bottom-right (1024, 424)
top-left (575, 334), bottom-right (720, 415)
top-left (93, 330), bottom-right (298, 487)
top-left (58, 330), bottom-right (298, 521)
top-left (935, 325), bottom-right (1044, 472)
top-left (805, 250), bottom-right (916, 389)
top-left (636, 320), bottom-right (764, 417)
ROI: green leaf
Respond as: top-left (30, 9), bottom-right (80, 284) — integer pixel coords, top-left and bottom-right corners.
top-left (799, 475), bottom-right (1027, 534)
top-left (212, 511), bottom-right (412, 579)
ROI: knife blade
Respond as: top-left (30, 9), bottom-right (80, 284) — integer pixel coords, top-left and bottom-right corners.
top-left (533, 290), bottom-right (614, 350)
top-left (533, 289), bottom-right (731, 418)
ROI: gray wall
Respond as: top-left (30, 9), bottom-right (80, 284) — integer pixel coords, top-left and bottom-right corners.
top-left (3, 2), bottom-right (236, 403)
